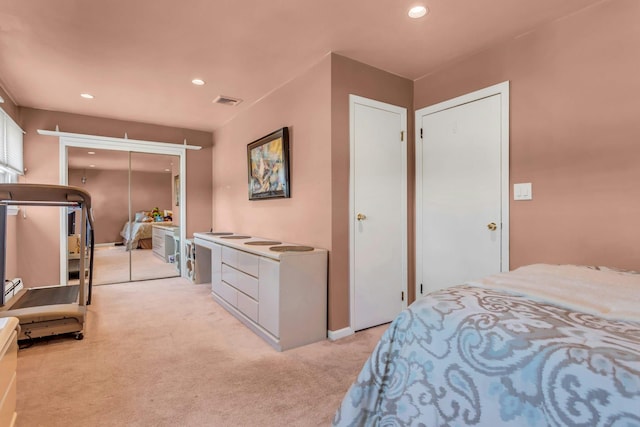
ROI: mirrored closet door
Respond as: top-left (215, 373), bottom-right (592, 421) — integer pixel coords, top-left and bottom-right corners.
top-left (67, 147), bottom-right (180, 285)
top-left (130, 152), bottom-right (180, 282)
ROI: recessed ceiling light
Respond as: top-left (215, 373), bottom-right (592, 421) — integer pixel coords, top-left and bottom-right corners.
top-left (191, 79), bottom-right (205, 86)
top-left (80, 93), bottom-right (94, 99)
top-left (408, 5), bottom-right (428, 18)
top-left (88, 151), bottom-right (96, 155)
top-left (89, 164), bottom-right (96, 168)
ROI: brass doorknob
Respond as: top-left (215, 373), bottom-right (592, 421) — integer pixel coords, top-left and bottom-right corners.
top-left (487, 222), bottom-right (497, 231)
top-left (357, 213), bottom-right (367, 221)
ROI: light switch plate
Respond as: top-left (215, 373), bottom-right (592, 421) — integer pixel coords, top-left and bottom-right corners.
top-left (514, 183), bottom-right (532, 200)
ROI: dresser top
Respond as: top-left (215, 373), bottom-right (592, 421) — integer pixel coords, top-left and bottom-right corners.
top-left (0, 317), bottom-right (19, 347)
top-left (153, 223), bottom-right (178, 231)
top-left (193, 232), bottom-right (327, 260)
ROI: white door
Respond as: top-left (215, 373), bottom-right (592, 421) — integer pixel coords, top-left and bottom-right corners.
top-left (415, 82), bottom-right (509, 297)
top-left (350, 95), bottom-right (407, 331)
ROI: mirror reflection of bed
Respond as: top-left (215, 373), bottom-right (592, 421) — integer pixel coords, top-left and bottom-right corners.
top-left (67, 148), bottom-right (181, 285)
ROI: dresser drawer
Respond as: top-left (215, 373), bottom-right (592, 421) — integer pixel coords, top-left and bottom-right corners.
top-left (212, 281), bottom-right (238, 307)
top-left (0, 372), bottom-right (16, 427)
top-left (152, 229), bottom-right (165, 250)
top-left (0, 330), bottom-right (17, 401)
top-left (0, 328), bottom-right (16, 427)
top-left (237, 292), bottom-right (258, 323)
top-left (221, 265), bottom-right (259, 300)
top-left (222, 247), bottom-right (259, 277)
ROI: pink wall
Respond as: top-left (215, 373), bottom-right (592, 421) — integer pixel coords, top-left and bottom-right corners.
top-left (414, 0), bottom-right (640, 271)
top-left (69, 168), bottom-right (172, 244)
top-left (213, 56), bottom-right (332, 248)
top-left (130, 153), bottom-right (176, 222)
top-left (17, 107), bottom-right (212, 287)
top-left (69, 167), bottom-right (127, 243)
top-left (212, 54), bottom-right (413, 331)
top-left (185, 145), bottom-right (212, 234)
top-left (330, 55), bottom-right (413, 329)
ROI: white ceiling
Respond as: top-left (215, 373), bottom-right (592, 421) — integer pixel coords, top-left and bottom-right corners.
top-left (0, 0), bottom-right (605, 132)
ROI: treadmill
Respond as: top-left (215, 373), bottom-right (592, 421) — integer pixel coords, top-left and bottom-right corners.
top-left (0, 184), bottom-right (94, 341)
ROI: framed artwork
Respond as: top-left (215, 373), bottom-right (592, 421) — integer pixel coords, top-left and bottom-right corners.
top-left (247, 127), bottom-right (290, 200)
top-left (174, 175), bottom-right (180, 206)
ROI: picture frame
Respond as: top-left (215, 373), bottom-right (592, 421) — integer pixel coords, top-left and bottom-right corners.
top-left (247, 127), bottom-right (290, 200)
top-left (174, 175), bottom-right (180, 206)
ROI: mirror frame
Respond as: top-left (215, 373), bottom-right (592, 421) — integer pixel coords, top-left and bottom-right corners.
top-left (52, 131), bottom-right (197, 284)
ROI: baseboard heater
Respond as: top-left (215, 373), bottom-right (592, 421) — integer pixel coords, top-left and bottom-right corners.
top-left (3, 278), bottom-right (23, 303)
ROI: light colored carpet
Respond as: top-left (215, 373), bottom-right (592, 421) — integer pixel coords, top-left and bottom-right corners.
top-left (91, 246), bottom-right (179, 285)
top-left (15, 278), bottom-right (386, 426)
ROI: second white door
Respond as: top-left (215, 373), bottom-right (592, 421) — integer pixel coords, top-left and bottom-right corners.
top-left (350, 95), bottom-right (407, 331)
top-left (415, 83), bottom-right (509, 296)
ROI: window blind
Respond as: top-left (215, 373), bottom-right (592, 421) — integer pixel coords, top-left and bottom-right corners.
top-left (0, 107), bottom-right (24, 176)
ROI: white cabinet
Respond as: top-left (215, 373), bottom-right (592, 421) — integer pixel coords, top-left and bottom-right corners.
top-left (210, 241), bottom-right (222, 289)
top-left (258, 257), bottom-right (279, 337)
top-left (222, 246), bottom-right (259, 277)
top-left (151, 226), bottom-right (165, 259)
top-left (152, 224), bottom-right (178, 263)
top-left (0, 317), bottom-right (19, 427)
top-left (194, 233), bottom-right (327, 351)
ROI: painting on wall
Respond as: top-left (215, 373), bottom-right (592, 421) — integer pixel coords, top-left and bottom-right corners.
top-left (247, 127), bottom-right (290, 200)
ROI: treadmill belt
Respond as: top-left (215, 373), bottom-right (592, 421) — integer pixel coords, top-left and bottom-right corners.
top-left (10, 285), bottom-right (79, 309)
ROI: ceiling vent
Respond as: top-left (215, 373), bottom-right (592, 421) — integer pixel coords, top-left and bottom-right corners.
top-left (213, 95), bottom-right (242, 107)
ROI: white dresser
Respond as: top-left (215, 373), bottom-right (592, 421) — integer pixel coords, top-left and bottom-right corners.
top-left (194, 232), bottom-right (327, 351)
top-left (152, 224), bottom-right (178, 263)
top-left (0, 317), bottom-right (19, 427)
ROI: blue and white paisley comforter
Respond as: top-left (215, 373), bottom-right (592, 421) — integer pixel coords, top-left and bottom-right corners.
top-left (333, 267), bottom-right (640, 426)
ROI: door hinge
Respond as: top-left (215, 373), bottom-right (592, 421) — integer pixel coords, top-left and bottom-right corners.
top-left (401, 291), bottom-right (405, 301)
top-left (401, 131), bottom-right (404, 141)
top-left (420, 128), bottom-right (423, 139)
top-left (420, 283), bottom-right (423, 294)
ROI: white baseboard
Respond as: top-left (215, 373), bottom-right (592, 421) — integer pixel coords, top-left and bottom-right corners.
top-left (328, 327), bottom-right (355, 341)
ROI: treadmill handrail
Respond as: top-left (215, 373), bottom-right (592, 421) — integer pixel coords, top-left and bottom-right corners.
top-left (1, 201), bottom-right (81, 207)
top-left (0, 183), bottom-right (93, 229)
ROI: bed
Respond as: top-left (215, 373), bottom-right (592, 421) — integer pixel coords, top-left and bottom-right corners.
top-left (120, 221), bottom-right (154, 249)
top-left (333, 264), bottom-right (640, 426)
top-left (120, 211), bottom-right (171, 249)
